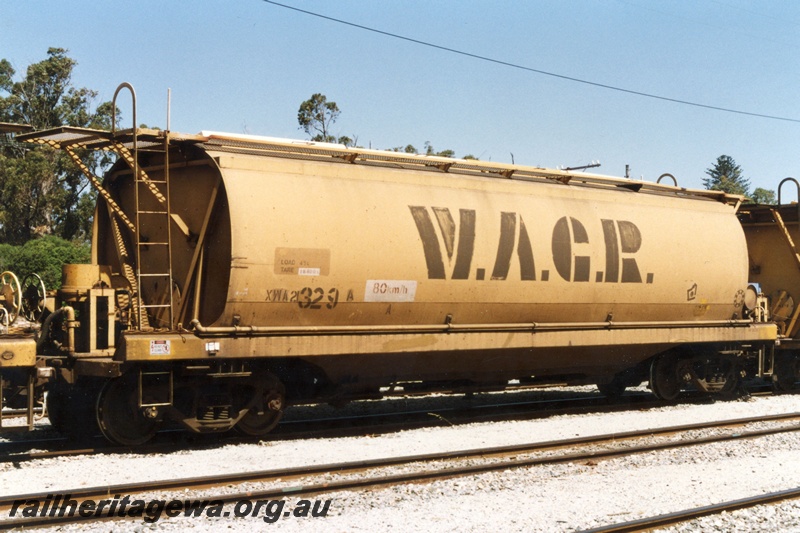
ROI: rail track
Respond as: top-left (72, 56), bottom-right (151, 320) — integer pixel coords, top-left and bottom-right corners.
top-left (0, 408), bottom-right (42, 421)
top-left (582, 488), bottom-right (800, 532)
top-left (1, 411), bottom-right (798, 529)
top-left (0, 384), bottom-right (779, 463)
top-left (0, 390), bottom-right (669, 463)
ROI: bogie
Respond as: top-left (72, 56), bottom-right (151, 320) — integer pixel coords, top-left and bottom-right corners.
top-left (649, 348), bottom-right (744, 401)
top-left (773, 352), bottom-right (800, 393)
top-left (97, 373), bottom-right (160, 446)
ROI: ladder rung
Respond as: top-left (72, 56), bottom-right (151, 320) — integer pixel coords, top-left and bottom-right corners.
top-left (139, 273), bottom-right (171, 278)
top-left (138, 210), bottom-right (169, 215)
top-left (139, 241), bottom-right (169, 246)
top-left (142, 304), bottom-right (171, 309)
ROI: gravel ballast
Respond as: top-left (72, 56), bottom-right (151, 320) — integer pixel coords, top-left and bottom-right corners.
top-left (1, 390), bottom-right (799, 531)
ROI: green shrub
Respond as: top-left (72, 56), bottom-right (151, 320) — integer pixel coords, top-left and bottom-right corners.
top-left (0, 236), bottom-right (90, 290)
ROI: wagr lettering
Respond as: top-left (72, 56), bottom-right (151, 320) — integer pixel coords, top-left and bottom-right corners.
top-left (409, 206), bottom-right (653, 283)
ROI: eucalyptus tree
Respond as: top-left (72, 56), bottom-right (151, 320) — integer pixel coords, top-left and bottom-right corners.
top-left (0, 48), bottom-right (114, 244)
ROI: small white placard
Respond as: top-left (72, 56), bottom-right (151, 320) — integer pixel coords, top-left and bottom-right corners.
top-left (298, 267), bottom-right (321, 276)
top-left (364, 280), bottom-right (417, 302)
top-left (150, 340), bottom-right (171, 356)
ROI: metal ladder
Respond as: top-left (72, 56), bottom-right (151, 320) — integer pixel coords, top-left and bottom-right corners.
top-left (113, 83), bottom-right (175, 330)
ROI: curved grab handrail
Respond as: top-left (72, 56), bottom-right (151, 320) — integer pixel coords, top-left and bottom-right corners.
top-left (657, 173), bottom-right (677, 186)
top-left (777, 177), bottom-right (799, 205)
top-left (111, 82), bottom-right (136, 135)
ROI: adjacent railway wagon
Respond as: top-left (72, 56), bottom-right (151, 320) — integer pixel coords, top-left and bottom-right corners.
top-left (0, 86), bottom-right (794, 445)
top-left (738, 186), bottom-right (800, 392)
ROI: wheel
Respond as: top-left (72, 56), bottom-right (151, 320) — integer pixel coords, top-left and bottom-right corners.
top-left (773, 353), bottom-right (800, 393)
top-left (236, 374), bottom-right (285, 437)
top-left (713, 364), bottom-right (742, 399)
top-left (650, 352), bottom-right (682, 401)
top-left (46, 383), bottom-right (70, 433)
top-left (596, 378), bottom-right (627, 399)
top-left (46, 380), bottom-right (102, 438)
top-left (21, 273), bottom-right (47, 322)
top-left (97, 374), bottom-right (159, 446)
top-left (0, 271), bottom-right (22, 325)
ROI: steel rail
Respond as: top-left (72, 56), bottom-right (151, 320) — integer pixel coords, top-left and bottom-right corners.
top-left (581, 487), bottom-right (800, 532)
top-left (1, 413), bottom-right (798, 528)
top-left (0, 392), bottom-right (659, 463)
top-left (0, 387), bottom-right (777, 463)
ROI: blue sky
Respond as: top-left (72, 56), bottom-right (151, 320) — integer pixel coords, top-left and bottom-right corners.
top-left (2, 1), bottom-right (799, 194)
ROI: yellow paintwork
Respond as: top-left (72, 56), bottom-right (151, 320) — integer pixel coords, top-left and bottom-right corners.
top-left (0, 336), bottom-right (36, 367)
